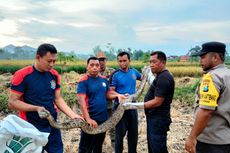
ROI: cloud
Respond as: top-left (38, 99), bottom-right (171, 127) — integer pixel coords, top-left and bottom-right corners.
top-left (0, 0), bottom-right (229, 55)
top-left (133, 21), bottom-right (230, 44)
top-left (0, 19), bottom-right (18, 35)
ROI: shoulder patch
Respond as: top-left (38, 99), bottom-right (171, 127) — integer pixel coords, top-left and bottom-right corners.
top-left (199, 73), bottom-right (219, 107)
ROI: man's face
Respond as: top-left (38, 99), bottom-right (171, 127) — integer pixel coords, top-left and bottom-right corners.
top-left (37, 52), bottom-right (57, 71)
top-left (87, 59), bottom-right (100, 76)
top-left (200, 52), bottom-right (215, 71)
top-left (98, 58), bottom-right (107, 71)
top-left (117, 55), bottom-right (130, 71)
top-left (149, 54), bottom-right (164, 74)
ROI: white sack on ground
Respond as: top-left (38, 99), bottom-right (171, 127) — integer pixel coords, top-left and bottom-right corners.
top-left (0, 114), bottom-right (49, 153)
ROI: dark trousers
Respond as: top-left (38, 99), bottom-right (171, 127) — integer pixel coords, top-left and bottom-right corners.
top-left (196, 141), bottom-right (230, 153)
top-left (115, 110), bottom-right (138, 153)
top-left (146, 115), bottom-right (171, 153)
top-left (78, 130), bottom-right (106, 153)
top-left (42, 126), bottom-right (63, 153)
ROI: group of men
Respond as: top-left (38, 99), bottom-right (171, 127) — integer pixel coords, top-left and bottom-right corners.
top-left (8, 41), bottom-right (230, 153)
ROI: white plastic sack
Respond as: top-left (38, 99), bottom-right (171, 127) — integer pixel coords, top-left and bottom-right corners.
top-left (0, 114), bottom-right (49, 153)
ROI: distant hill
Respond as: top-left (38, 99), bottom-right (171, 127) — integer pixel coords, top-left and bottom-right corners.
top-left (0, 44), bottom-right (91, 60)
top-left (0, 44), bottom-right (37, 59)
top-left (3, 44), bottom-right (36, 53)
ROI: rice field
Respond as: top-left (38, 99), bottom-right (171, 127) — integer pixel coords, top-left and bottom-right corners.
top-left (0, 60), bottom-right (204, 77)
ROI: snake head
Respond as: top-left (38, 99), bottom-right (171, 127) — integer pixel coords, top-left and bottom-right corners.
top-left (38, 109), bottom-right (50, 119)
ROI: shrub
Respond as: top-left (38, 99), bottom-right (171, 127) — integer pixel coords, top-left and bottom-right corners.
top-left (0, 93), bottom-right (9, 112)
top-left (173, 79), bottom-right (200, 106)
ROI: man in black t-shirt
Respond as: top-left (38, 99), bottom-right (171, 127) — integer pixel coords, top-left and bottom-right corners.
top-left (144, 51), bottom-right (175, 153)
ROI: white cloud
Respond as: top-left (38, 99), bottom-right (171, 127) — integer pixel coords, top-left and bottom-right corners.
top-left (38, 37), bottom-right (63, 43)
top-left (133, 21), bottom-right (230, 44)
top-left (0, 19), bottom-right (18, 35)
top-left (0, 35), bottom-right (32, 47)
top-left (0, 1), bottom-right (28, 11)
top-left (0, 0), bottom-right (229, 55)
top-left (68, 22), bottom-right (102, 28)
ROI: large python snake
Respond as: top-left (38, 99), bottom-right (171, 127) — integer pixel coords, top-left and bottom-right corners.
top-left (38, 66), bottom-right (150, 134)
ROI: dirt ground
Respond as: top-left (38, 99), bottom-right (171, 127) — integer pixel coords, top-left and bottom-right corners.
top-left (60, 102), bottom-right (193, 153)
top-left (0, 73), bottom-right (195, 153)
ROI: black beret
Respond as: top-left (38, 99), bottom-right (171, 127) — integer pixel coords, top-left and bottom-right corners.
top-left (194, 41), bottom-right (226, 56)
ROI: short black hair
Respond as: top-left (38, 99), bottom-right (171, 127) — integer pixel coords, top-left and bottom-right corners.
top-left (218, 52), bottom-right (225, 61)
top-left (37, 43), bottom-right (57, 57)
top-left (150, 51), bottom-right (167, 62)
top-left (117, 51), bottom-right (130, 60)
top-left (87, 56), bottom-right (99, 64)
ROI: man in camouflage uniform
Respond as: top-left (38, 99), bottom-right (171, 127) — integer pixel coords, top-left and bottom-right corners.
top-left (97, 52), bottom-right (116, 148)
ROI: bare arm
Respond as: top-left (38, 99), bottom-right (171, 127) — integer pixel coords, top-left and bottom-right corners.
top-left (144, 96), bottom-right (165, 109)
top-left (185, 108), bottom-right (214, 153)
top-left (8, 91), bottom-right (45, 112)
top-left (54, 89), bottom-right (83, 120)
top-left (77, 94), bottom-right (98, 128)
top-left (107, 87), bottom-right (128, 102)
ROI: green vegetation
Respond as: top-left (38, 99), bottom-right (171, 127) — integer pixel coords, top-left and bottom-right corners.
top-left (174, 79), bottom-right (200, 106)
top-left (0, 93), bottom-right (9, 112)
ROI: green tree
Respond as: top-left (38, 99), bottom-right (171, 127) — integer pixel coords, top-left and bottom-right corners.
top-left (133, 50), bottom-right (144, 60)
top-left (188, 46), bottom-right (201, 62)
top-left (93, 45), bottom-right (102, 56)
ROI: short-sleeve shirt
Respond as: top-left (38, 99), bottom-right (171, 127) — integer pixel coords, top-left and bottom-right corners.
top-left (195, 64), bottom-right (230, 144)
top-left (99, 67), bottom-right (115, 109)
top-left (111, 68), bottom-right (141, 95)
top-left (144, 70), bottom-right (175, 118)
top-left (77, 74), bottom-right (109, 122)
top-left (10, 65), bottom-right (60, 128)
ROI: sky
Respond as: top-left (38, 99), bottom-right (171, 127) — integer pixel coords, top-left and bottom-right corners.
top-left (0, 0), bottom-right (230, 56)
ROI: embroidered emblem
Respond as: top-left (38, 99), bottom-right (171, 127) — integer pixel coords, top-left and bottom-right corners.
top-left (102, 82), bottom-right (106, 87)
top-left (203, 85), bottom-right (209, 92)
top-left (50, 80), bottom-right (56, 89)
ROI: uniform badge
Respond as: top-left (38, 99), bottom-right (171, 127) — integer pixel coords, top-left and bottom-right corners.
top-left (102, 82), bottom-right (106, 87)
top-left (203, 85), bottom-right (208, 92)
top-left (50, 80), bottom-right (56, 89)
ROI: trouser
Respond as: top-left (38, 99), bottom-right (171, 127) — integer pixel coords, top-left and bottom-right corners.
top-left (146, 115), bottom-right (171, 153)
top-left (196, 141), bottom-right (230, 153)
top-left (41, 126), bottom-right (63, 153)
top-left (115, 110), bottom-right (138, 153)
top-left (78, 130), bottom-right (106, 153)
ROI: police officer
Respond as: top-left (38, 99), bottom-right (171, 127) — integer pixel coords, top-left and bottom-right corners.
top-left (185, 42), bottom-right (230, 153)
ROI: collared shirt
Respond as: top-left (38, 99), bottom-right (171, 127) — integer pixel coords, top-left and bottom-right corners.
top-left (195, 64), bottom-right (230, 144)
top-left (77, 74), bottom-right (109, 122)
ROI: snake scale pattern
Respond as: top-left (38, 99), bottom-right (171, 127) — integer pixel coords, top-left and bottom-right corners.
top-left (38, 66), bottom-right (149, 134)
